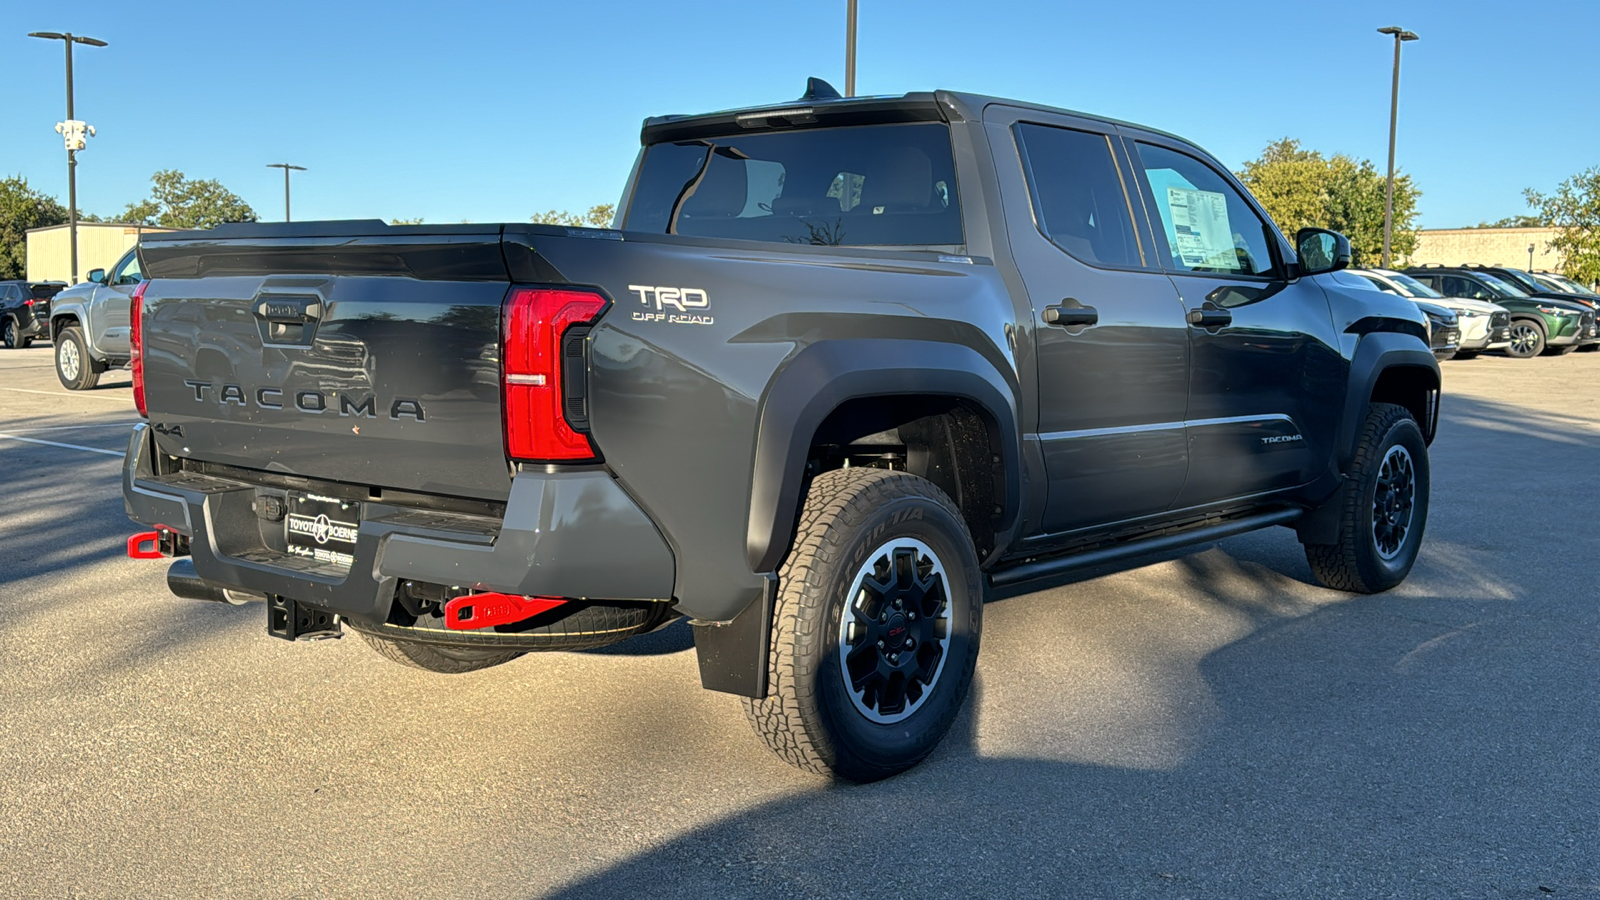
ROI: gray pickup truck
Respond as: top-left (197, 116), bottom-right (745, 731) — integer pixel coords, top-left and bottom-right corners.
top-left (123, 81), bottom-right (1439, 781)
top-left (49, 248), bottom-right (142, 389)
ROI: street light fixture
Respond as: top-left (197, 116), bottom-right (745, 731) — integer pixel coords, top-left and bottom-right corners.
top-left (1378, 25), bottom-right (1419, 269)
top-left (28, 31), bottom-right (109, 285)
top-left (1528, 243), bottom-right (1536, 271)
top-left (266, 163), bottom-right (307, 222)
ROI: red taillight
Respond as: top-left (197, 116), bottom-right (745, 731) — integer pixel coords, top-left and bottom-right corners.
top-left (23, 299), bottom-right (34, 307)
top-left (502, 287), bottom-right (608, 461)
top-left (130, 280), bottom-right (148, 418)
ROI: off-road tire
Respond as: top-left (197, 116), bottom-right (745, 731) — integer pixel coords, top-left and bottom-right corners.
top-left (355, 631), bottom-right (523, 674)
top-left (1303, 402), bottom-right (1429, 594)
top-left (54, 326), bottom-right (100, 390)
top-left (1, 318), bottom-right (29, 350)
top-left (742, 467), bottom-right (982, 782)
top-left (1503, 318), bottom-right (1545, 359)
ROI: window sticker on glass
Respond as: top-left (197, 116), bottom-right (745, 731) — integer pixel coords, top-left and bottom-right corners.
top-left (1165, 186), bottom-right (1236, 270)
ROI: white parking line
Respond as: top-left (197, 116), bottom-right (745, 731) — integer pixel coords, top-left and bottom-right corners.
top-left (0, 433), bottom-right (123, 457)
top-left (0, 387), bottom-right (131, 402)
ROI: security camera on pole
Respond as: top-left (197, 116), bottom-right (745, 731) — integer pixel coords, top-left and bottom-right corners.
top-left (29, 31), bottom-right (108, 285)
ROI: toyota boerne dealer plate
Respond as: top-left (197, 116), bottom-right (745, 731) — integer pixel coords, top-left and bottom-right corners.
top-left (285, 492), bottom-right (359, 569)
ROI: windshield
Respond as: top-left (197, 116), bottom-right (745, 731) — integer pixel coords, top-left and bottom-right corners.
top-left (1477, 273), bottom-right (1529, 298)
top-left (1385, 272), bottom-right (1444, 298)
top-left (1492, 268), bottom-right (1546, 292)
top-left (625, 122), bottom-right (963, 247)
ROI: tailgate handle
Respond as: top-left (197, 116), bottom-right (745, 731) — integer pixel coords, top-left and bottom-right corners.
top-left (255, 298), bottom-right (323, 323)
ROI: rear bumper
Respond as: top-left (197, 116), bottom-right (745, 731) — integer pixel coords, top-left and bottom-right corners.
top-left (122, 424), bottom-right (676, 621)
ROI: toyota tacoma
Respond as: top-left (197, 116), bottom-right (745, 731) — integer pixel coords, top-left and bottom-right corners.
top-left (123, 80), bottom-right (1440, 781)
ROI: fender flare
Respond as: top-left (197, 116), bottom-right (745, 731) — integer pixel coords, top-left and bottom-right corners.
top-left (1336, 331), bottom-right (1440, 468)
top-left (745, 338), bottom-right (1022, 574)
top-left (50, 310), bottom-right (82, 342)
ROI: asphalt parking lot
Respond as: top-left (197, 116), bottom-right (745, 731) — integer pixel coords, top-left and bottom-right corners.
top-left (0, 345), bottom-right (1596, 899)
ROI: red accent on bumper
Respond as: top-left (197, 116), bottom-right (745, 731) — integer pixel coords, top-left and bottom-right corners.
top-left (443, 592), bottom-right (566, 630)
top-left (127, 531), bottom-right (165, 559)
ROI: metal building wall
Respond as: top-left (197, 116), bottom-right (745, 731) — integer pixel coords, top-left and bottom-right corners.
top-left (23, 223), bottom-right (174, 284)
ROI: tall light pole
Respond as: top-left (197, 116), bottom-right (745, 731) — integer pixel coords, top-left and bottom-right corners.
top-left (28, 31), bottom-right (108, 285)
top-left (266, 163), bottom-right (306, 222)
top-left (1528, 243), bottom-right (1536, 271)
top-left (845, 0), bottom-right (857, 97)
top-left (1378, 25), bottom-right (1419, 269)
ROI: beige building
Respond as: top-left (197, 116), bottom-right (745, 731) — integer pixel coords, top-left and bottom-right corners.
top-left (1403, 226), bottom-right (1563, 271)
top-left (24, 222), bottom-right (177, 285)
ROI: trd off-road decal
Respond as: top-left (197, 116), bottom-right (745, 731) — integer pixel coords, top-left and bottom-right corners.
top-left (628, 284), bottom-right (713, 325)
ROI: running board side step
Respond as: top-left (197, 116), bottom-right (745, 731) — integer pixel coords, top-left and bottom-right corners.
top-left (988, 508), bottom-right (1303, 588)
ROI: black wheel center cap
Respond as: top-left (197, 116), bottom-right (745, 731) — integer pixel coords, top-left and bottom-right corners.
top-left (884, 613), bottom-right (909, 649)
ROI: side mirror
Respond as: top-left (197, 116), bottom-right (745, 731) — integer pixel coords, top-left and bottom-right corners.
top-left (1295, 228), bottom-right (1352, 276)
top-left (87, 268), bottom-right (107, 284)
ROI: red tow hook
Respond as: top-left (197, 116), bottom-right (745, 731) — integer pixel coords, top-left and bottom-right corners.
top-left (444, 592), bottom-right (566, 630)
top-left (127, 527), bottom-right (184, 560)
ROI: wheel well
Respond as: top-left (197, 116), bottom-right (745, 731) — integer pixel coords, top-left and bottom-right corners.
top-left (51, 314), bottom-right (79, 341)
top-left (806, 396), bottom-right (1006, 560)
top-left (1370, 365), bottom-right (1440, 443)
top-left (1508, 314), bottom-right (1546, 331)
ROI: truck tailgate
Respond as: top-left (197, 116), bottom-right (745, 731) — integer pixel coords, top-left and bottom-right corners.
top-left (138, 227), bottom-right (513, 501)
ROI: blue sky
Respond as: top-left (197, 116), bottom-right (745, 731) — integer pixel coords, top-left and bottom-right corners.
top-left (5, 0), bottom-right (1596, 229)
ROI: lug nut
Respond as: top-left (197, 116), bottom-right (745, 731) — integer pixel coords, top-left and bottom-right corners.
top-left (877, 640), bottom-right (886, 650)
top-left (907, 611), bottom-right (917, 621)
top-left (893, 598), bottom-right (903, 609)
top-left (904, 638), bottom-right (915, 649)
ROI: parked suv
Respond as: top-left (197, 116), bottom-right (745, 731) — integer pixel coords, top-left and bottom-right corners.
top-left (123, 82), bottom-right (1440, 781)
top-left (48, 248), bottom-right (142, 388)
top-left (1404, 267), bottom-right (1596, 358)
top-left (1533, 271), bottom-right (1598, 295)
top-left (1341, 268), bottom-right (1509, 359)
top-left (1521, 270), bottom-right (1600, 352)
top-left (0, 280), bottom-right (65, 349)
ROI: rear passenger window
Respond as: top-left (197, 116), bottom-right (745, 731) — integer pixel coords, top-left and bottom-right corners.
top-left (1014, 124), bottom-right (1142, 268)
top-left (1136, 142), bottom-right (1277, 278)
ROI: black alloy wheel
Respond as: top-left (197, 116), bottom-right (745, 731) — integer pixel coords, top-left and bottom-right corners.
top-left (837, 538), bottom-right (953, 723)
top-left (1371, 445), bottom-right (1416, 562)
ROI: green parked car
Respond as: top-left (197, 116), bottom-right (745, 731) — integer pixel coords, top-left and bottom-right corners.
top-left (1404, 268), bottom-right (1598, 358)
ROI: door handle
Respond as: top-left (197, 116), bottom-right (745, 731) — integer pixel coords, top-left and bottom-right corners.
top-left (1186, 305), bottom-right (1232, 330)
top-left (1042, 304), bottom-right (1099, 328)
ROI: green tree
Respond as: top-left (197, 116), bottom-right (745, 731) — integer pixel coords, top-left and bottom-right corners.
top-left (0, 176), bottom-right (69, 279)
top-left (531, 203), bottom-right (616, 228)
top-left (390, 217), bottom-right (423, 225)
top-left (1237, 139), bottom-right (1421, 266)
top-left (122, 170), bottom-right (258, 229)
top-left (1525, 168), bottom-right (1600, 286)
top-left (1236, 139), bottom-right (1330, 239)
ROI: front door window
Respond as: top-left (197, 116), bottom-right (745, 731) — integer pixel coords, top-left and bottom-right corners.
top-left (1136, 142), bottom-right (1277, 278)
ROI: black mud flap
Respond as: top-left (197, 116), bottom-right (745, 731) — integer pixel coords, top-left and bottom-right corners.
top-left (266, 595), bottom-right (343, 641)
top-left (691, 576), bottom-right (774, 699)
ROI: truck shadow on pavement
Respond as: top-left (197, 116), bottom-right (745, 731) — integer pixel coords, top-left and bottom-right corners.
top-left (544, 390), bottom-right (1598, 899)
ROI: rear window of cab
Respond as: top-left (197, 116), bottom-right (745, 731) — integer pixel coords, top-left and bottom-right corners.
top-left (624, 122), bottom-right (963, 247)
